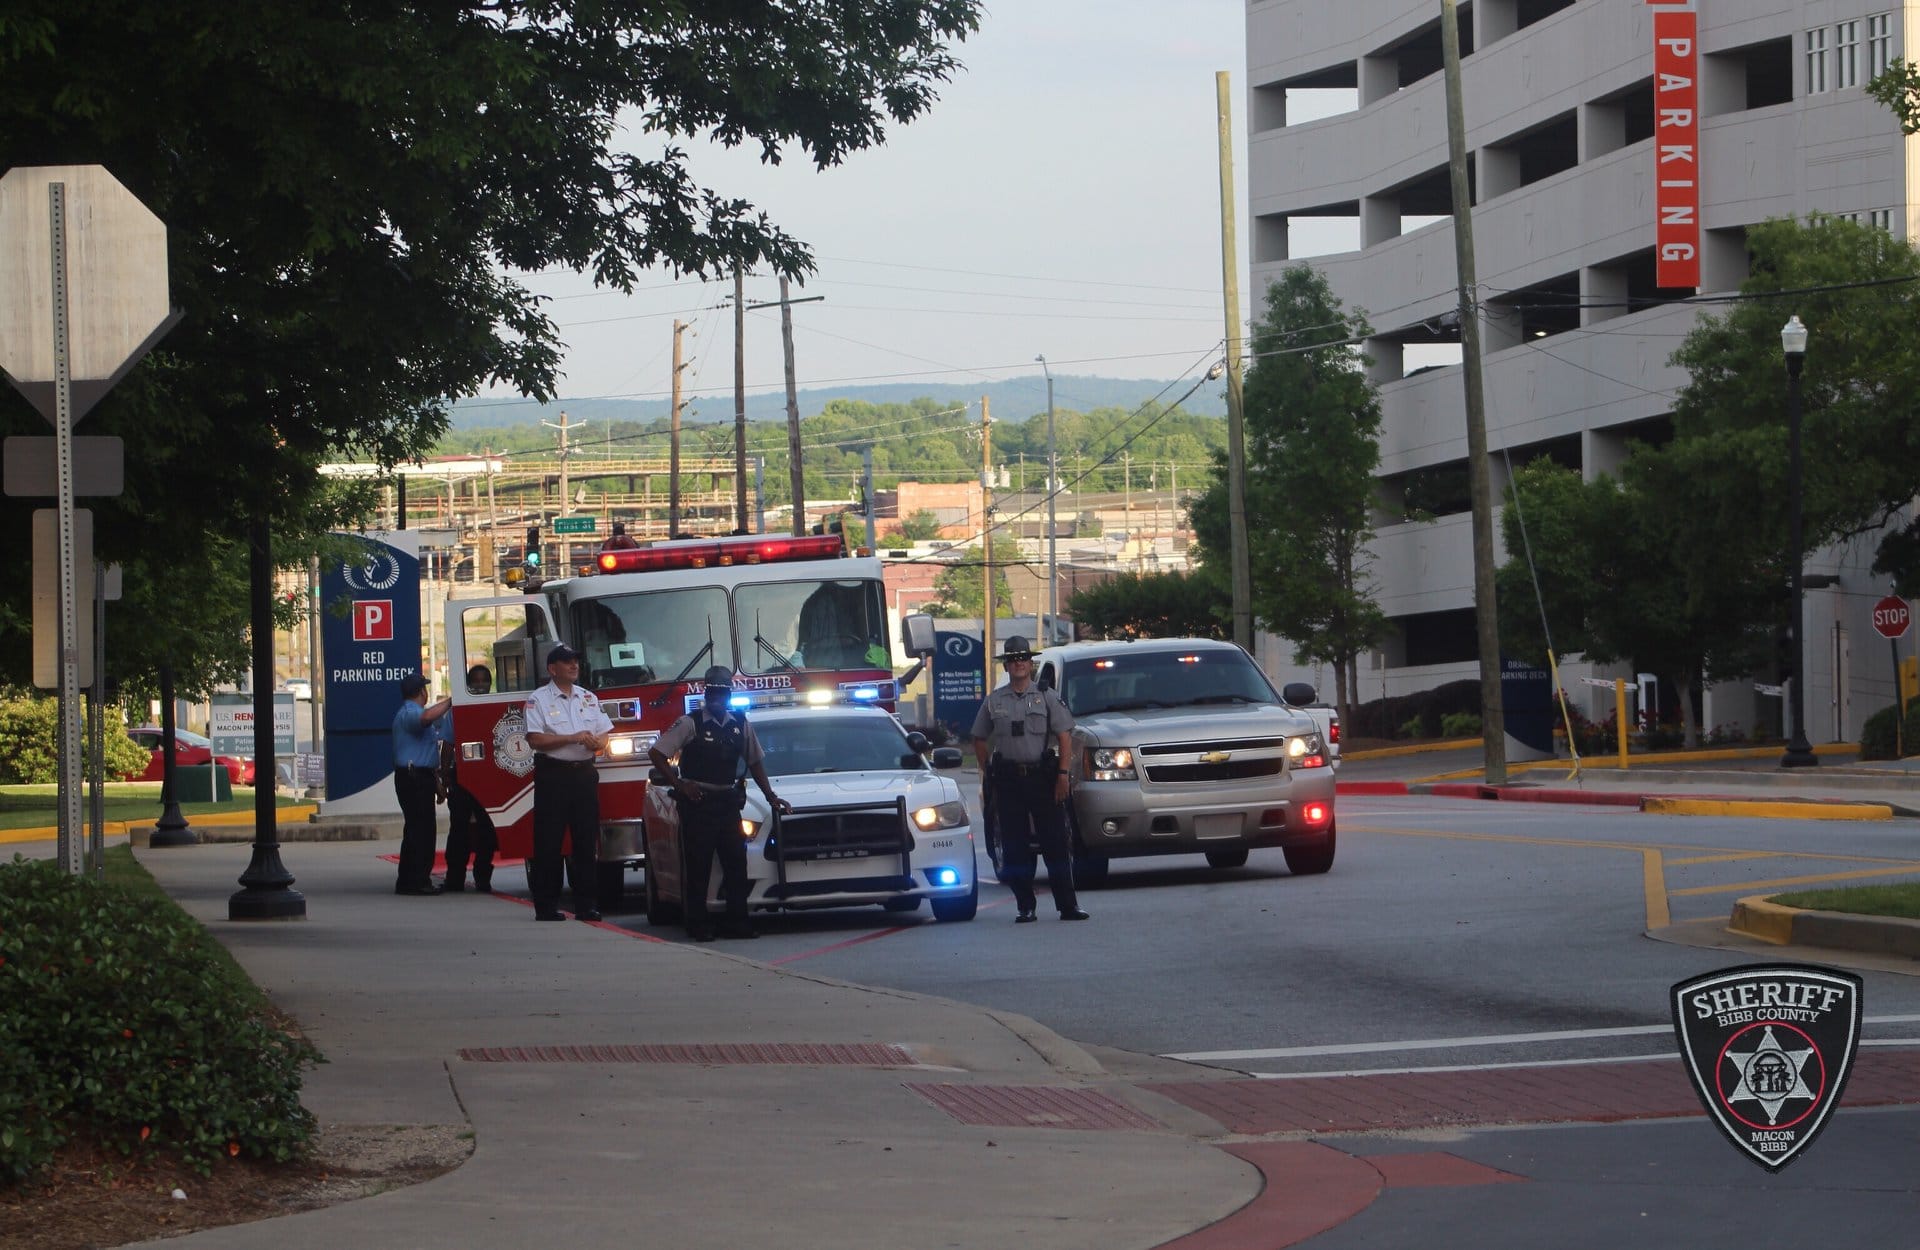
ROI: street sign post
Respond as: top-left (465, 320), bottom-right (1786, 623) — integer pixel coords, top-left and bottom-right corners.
top-left (0, 165), bottom-right (177, 872)
top-left (552, 515), bottom-right (598, 534)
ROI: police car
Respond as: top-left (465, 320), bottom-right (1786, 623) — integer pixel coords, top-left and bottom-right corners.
top-left (641, 701), bottom-right (978, 924)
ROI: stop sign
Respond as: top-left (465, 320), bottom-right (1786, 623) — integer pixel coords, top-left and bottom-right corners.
top-left (0, 164), bottom-right (172, 425)
top-left (1873, 595), bottom-right (1912, 640)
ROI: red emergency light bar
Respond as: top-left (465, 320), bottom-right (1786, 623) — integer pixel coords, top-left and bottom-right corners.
top-left (596, 532), bottom-right (845, 574)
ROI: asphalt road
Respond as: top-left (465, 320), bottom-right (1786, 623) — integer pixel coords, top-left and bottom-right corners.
top-left (608, 789), bottom-right (1920, 1078)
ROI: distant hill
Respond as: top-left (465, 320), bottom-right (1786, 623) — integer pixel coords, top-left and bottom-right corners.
top-left (448, 374), bottom-right (1226, 432)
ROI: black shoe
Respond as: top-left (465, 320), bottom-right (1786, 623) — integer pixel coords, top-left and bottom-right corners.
top-left (1015, 910), bottom-right (1037, 924)
top-left (443, 880), bottom-right (466, 893)
top-left (717, 924), bottom-right (759, 940)
top-left (534, 909), bottom-right (567, 922)
top-left (575, 908), bottom-right (603, 923)
top-left (395, 882), bottom-right (443, 896)
top-left (473, 875), bottom-right (493, 894)
top-left (1059, 909), bottom-right (1090, 921)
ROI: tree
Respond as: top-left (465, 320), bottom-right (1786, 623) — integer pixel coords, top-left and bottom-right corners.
top-left (1189, 266), bottom-right (1389, 725)
top-left (897, 510), bottom-right (946, 542)
top-left (1068, 571), bottom-right (1227, 640)
top-left (0, 2), bottom-right (982, 689)
top-left (929, 538), bottom-right (1021, 618)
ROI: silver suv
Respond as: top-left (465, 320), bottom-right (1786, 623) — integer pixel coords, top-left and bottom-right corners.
top-left (994, 638), bottom-right (1336, 886)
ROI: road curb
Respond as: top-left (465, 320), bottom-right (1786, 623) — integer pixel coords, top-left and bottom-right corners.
top-left (1644, 797), bottom-right (1893, 821)
top-left (1729, 893), bottom-right (1920, 957)
top-left (128, 821), bottom-right (384, 847)
top-left (1335, 780), bottom-right (1410, 796)
top-left (1413, 782), bottom-right (1643, 806)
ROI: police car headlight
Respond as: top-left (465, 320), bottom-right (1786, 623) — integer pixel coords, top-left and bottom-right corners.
top-left (912, 801), bottom-right (967, 830)
top-left (605, 732), bottom-right (659, 760)
top-left (740, 818), bottom-right (760, 839)
top-left (1086, 747), bottom-right (1135, 781)
top-left (1287, 734), bottom-right (1327, 770)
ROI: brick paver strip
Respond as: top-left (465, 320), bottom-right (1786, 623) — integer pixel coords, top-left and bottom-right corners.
top-left (1364, 1151), bottom-right (1528, 1189)
top-left (461, 1042), bottom-right (916, 1066)
top-left (1146, 1049), bottom-right (1920, 1134)
top-left (905, 1083), bottom-right (1163, 1131)
top-left (1158, 1142), bottom-right (1382, 1250)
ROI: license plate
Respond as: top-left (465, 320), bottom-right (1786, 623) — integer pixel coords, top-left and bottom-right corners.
top-left (1194, 813), bottom-right (1241, 839)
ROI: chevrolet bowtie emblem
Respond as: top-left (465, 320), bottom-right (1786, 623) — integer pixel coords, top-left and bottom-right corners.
top-left (1199, 750), bottom-right (1231, 764)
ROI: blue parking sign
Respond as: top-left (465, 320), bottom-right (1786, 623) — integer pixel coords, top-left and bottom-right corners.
top-left (932, 631), bottom-right (986, 739)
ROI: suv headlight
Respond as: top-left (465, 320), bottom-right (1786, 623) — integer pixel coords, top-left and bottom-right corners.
top-left (1086, 747), bottom-right (1136, 781)
top-left (605, 731), bottom-right (660, 760)
top-left (1287, 734), bottom-right (1327, 770)
top-left (912, 801), bottom-right (968, 830)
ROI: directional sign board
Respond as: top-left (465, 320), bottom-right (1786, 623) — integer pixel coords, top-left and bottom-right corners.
top-left (1872, 595), bottom-right (1911, 640)
top-left (0, 166), bottom-right (175, 423)
top-left (552, 516), bottom-right (598, 535)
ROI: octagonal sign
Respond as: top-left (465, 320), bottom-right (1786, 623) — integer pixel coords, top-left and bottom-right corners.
top-left (0, 164), bottom-right (174, 425)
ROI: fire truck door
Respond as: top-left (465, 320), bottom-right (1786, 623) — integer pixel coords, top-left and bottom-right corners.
top-left (447, 597), bottom-right (558, 860)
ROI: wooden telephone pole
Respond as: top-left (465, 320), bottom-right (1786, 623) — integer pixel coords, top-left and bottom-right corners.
top-left (980, 396), bottom-right (994, 674)
top-left (670, 318), bottom-right (687, 538)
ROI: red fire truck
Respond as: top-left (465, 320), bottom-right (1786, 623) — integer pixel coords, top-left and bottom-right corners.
top-left (445, 532), bottom-right (936, 905)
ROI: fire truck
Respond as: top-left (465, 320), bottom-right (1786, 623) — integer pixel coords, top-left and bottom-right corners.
top-left (444, 531), bottom-right (936, 907)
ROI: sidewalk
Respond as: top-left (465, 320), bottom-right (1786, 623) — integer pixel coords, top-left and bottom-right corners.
top-left (127, 839), bottom-right (1253, 1250)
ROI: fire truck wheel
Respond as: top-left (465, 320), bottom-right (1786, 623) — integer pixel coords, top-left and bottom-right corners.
top-left (598, 862), bottom-right (628, 911)
top-left (882, 895), bottom-right (922, 913)
top-left (644, 860), bottom-right (682, 927)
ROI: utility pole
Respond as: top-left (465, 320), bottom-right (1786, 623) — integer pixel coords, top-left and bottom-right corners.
top-left (1216, 71), bottom-right (1253, 653)
top-left (733, 268), bottom-right (748, 533)
top-left (484, 445), bottom-right (498, 581)
top-left (1122, 450), bottom-right (1133, 569)
top-left (980, 396), bottom-right (995, 674)
top-left (1036, 355), bottom-right (1058, 643)
top-left (670, 318), bottom-right (687, 538)
top-left (1441, 0), bottom-right (1506, 784)
top-left (781, 276), bottom-right (805, 536)
top-left (860, 445), bottom-right (877, 553)
top-left (540, 409), bottom-right (572, 570)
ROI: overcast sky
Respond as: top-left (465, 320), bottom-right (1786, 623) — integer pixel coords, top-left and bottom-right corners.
top-left (482, 1), bottom-right (1252, 419)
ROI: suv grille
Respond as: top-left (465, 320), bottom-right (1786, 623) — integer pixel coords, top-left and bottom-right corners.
top-left (1143, 758), bottom-right (1285, 783)
top-left (1137, 737), bottom-right (1283, 756)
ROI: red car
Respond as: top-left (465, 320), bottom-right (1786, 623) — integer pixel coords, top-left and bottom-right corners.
top-left (125, 727), bottom-right (256, 787)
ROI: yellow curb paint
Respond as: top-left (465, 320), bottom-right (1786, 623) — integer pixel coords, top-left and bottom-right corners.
top-left (1342, 738), bottom-right (1482, 761)
top-left (1643, 798), bottom-right (1892, 821)
top-left (1670, 865), bottom-right (1920, 898)
top-left (1642, 848), bottom-right (1670, 930)
top-left (1417, 741), bottom-right (1860, 782)
top-left (1665, 851), bottom-right (1780, 866)
top-left (1728, 895), bottom-right (1798, 945)
top-left (0, 806), bottom-right (316, 845)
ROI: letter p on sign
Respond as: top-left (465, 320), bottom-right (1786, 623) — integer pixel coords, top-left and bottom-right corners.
top-left (352, 599), bottom-right (393, 641)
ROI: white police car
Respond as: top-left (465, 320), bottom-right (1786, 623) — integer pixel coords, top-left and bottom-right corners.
top-left (642, 702), bottom-right (978, 924)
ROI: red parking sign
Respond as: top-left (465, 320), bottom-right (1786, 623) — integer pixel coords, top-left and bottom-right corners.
top-left (1873, 595), bottom-right (1911, 640)
top-left (352, 599), bottom-right (394, 641)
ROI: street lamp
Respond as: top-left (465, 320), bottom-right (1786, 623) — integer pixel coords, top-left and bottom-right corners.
top-left (1035, 354), bottom-right (1057, 643)
top-left (1780, 314), bottom-right (1818, 769)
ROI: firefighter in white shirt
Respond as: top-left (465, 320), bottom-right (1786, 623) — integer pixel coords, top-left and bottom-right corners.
top-left (523, 644), bottom-right (613, 922)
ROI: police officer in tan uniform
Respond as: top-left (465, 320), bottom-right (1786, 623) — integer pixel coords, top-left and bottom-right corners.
top-left (971, 637), bottom-right (1088, 923)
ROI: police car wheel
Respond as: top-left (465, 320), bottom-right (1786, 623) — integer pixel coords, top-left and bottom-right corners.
top-left (1205, 846), bottom-right (1250, 870)
top-left (1283, 821), bottom-right (1336, 876)
top-left (644, 859), bottom-right (682, 926)
top-left (931, 875), bottom-right (978, 922)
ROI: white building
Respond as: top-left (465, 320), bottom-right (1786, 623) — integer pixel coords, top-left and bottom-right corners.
top-left (1245, 0), bottom-right (1914, 741)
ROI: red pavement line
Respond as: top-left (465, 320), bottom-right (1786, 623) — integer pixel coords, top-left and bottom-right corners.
top-left (1158, 1142), bottom-right (1382, 1250)
top-left (1424, 783), bottom-right (1644, 806)
top-left (768, 924), bottom-right (917, 965)
top-left (490, 892), bottom-right (669, 941)
top-left (1336, 781), bottom-right (1410, 796)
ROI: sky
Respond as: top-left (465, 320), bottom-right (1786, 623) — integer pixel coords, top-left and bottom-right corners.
top-left (477, 1), bottom-right (1253, 422)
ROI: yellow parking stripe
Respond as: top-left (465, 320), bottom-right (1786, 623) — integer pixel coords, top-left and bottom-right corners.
top-left (1668, 866), bottom-right (1920, 898)
top-left (1642, 849), bottom-right (1670, 929)
top-left (1666, 851), bottom-right (1779, 866)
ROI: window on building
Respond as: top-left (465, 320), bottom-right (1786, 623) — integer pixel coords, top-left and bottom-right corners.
top-left (1872, 208), bottom-right (1897, 233)
top-left (1516, 0), bottom-right (1578, 31)
top-left (1835, 21), bottom-right (1860, 89)
top-left (1806, 28), bottom-right (1829, 94)
top-left (1869, 14), bottom-right (1894, 80)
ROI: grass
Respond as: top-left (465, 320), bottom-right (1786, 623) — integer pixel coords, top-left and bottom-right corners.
top-left (0, 783), bottom-right (308, 831)
top-left (1772, 883), bottom-right (1920, 920)
top-left (99, 843), bottom-right (273, 1014)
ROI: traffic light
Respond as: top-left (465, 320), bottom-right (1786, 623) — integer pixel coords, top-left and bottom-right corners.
top-left (524, 525), bottom-right (541, 570)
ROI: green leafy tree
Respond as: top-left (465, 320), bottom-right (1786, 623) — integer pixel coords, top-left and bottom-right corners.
top-left (929, 538), bottom-right (1021, 618)
top-left (0, 1), bottom-right (982, 689)
top-left (1067, 571), bottom-right (1227, 640)
top-left (1189, 266), bottom-right (1389, 724)
top-left (896, 510), bottom-right (947, 542)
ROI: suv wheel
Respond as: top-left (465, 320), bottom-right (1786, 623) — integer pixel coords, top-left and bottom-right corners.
top-left (1283, 822), bottom-right (1336, 876)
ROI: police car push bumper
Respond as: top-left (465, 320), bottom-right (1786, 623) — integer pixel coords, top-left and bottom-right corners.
top-left (736, 775), bottom-right (975, 909)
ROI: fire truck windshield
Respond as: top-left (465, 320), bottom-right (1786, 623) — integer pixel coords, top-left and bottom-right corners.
top-left (569, 586), bottom-right (736, 688)
top-left (736, 577), bottom-right (889, 675)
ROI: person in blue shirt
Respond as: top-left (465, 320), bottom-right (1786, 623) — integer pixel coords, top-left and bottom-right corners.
top-left (392, 672), bottom-right (453, 895)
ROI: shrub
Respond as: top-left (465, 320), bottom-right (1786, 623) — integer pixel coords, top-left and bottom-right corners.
top-left (1350, 679), bottom-right (1481, 740)
top-left (0, 690), bottom-right (150, 784)
top-left (0, 857), bottom-right (321, 1185)
top-left (1858, 703), bottom-right (1920, 760)
top-left (1398, 714), bottom-right (1428, 739)
top-left (1439, 711), bottom-right (1481, 738)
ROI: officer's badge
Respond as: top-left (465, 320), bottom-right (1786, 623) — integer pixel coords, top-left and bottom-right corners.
top-left (1670, 964), bottom-right (1862, 1171)
top-left (492, 706), bottom-right (536, 778)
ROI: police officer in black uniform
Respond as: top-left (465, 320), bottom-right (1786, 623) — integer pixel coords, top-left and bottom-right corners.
top-left (972, 636), bottom-right (1088, 923)
top-left (649, 666), bottom-right (792, 941)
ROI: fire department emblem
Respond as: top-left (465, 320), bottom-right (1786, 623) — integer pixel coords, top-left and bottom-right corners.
top-left (491, 707), bottom-right (536, 778)
top-left (1670, 964), bottom-right (1862, 1171)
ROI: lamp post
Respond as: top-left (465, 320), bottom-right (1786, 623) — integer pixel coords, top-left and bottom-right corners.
top-left (1035, 354), bottom-right (1057, 643)
top-left (1780, 314), bottom-right (1818, 769)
